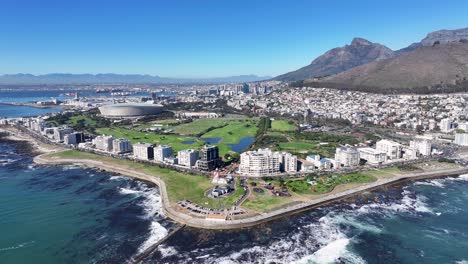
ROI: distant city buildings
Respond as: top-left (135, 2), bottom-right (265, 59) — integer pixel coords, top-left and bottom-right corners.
top-left (409, 139), bottom-right (432, 156)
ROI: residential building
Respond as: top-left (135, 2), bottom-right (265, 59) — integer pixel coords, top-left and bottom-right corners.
top-left (197, 145), bottom-right (221, 171)
top-left (334, 146), bottom-right (360, 167)
top-left (178, 149), bottom-right (199, 167)
top-left (358, 148), bottom-right (387, 164)
top-left (376, 139), bottom-right (402, 160)
top-left (93, 135), bottom-right (115, 152)
top-left (409, 139), bottom-right (432, 156)
top-left (454, 133), bottom-right (468, 146)
top-left (53, 126), bottom-right (73, 142)
top-left (239, 148), bottom-right (282, 176)
top-left (282, 152), bottom-right (298, 173)
top-left (64, 132), bottom-right (84, 145)
top-left (113, 138), bottom-right (132, 154)
top-left (154, 145), bottom-right (173, 162)
top-left (440, 118), bottom-right (452, 133)
top-left (133, 143), bottom-right (154, 160)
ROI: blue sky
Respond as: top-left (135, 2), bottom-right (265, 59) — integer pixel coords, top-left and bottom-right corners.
top-left (1, 0), bottom-right (467, 78)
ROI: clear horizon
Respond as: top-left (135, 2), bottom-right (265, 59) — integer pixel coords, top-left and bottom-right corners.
top-left (2, 0), bottom-right (468, 77)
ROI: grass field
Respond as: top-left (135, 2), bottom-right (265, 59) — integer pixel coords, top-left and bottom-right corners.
top-left (287, 173), bottom-right (376, 194)
top-left (96, 127), bottom-right (204, 152)
top-left (242, 191), bottom-right (297, 212)
top-left (201, 119), bottom-right (258, 144)
top-left (50, 150), bottom-right (236, 209)
top-left (271, 120), bottom-right (296, 132)
top-left (172, 118), bottom-right (250, 135)
top-left (278, 141), bottom-right (336, 157)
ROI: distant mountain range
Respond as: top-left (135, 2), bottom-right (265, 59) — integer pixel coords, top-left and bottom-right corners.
top-left (277, 27), bottom-right (468, 93)
top-left (0, 73), bottom-right (270, 85)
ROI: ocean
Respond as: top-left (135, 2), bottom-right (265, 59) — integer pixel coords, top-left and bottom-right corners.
top-left (1, 90), bottom-right (468, 263)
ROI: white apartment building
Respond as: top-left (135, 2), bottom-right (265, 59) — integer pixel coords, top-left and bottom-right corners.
top-left (334, 146), bottom-right (360, 167)
top-left (239, 149), bottom-right (282, 177)
top-left (178, 149), bottom-right (199, 167)
top-left (93, 135), bottom-right (115, 152)
top-left (53, 126), bottom-right (73, 142)
top-left (133, 143), bottom-right (154, 160)
top-left (154, 145), bottom-right (173, 162)
top-left (113, 138), bottom-right (132, 154)
top-left (358, 148), bottom-right (387, 164)
top-left (440, 118), bottom-right (452, 133)
top-left (376, 139), bottom-right (402, 160)
top-left (409, 139), bottom-right (432, 156)
top-left (454, 133), bottom-right (468, 146)
top-left (282, 152), bottom-right (298, 173)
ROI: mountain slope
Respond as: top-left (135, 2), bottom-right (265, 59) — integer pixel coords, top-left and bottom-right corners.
top-left (320, 42), bottom-right (468, 91)
top-left (275, 38), bottom-right (395, 81)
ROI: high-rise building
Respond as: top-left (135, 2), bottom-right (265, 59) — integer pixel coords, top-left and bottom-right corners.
top-left (239, 149), bottom-right (282, 176)
top-left (154, 145), bottom-right (173, 162)
top-left (53, 126), bottom-right (73, 142)
top-left (358, 148), bottom-right (387, 164)
top-left (93, 135), bottom-right (115, 152)
top-left (454, 133), bottom-right (468, 146)
top-left (113, 138), bottom-right (132, 154)
top-left (196, 145), bottom-right (221, 171)
top-left (409, 139), bottom-right (432, 156)
top-left (282, 152), bottom-right (298, 172)
top-left (178, 149), bottom-right (199, 167)
top-left (64, 132), bottom-right (85, 145)
top-left (376, 139), bottom-right (402, 160)
top-left (334, 146), bottom-right (360, 167)
top-left (133, 143), bottom-right (154, 160)
top-left (440, 118), bottom-right (452, 133)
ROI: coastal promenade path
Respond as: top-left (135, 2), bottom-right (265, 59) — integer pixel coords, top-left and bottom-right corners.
top-left (34, 154), bottom-right (468, 230)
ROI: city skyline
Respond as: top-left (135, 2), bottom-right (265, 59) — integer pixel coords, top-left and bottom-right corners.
top-left (1, 0), bottom-right (468, 77)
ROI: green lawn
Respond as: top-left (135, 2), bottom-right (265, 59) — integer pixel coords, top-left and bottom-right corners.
top-left (287, 172), bottom-right (376, 194)
top-left (277, 141), bottom-right (336, 158)
top-left (201, 119), bottom-right (258, 144)
top-left (271, 120), bottom-right (296, 132)
top-left (242, 191), bottom-right (296, 212)
top-left (96, 127), bottom-right (204, 152)
top-left (66, 115), bottom-right (97, 127)
top-left (172, 118), bottom-right (247, 135)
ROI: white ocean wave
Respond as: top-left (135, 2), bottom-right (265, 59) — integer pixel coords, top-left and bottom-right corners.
top-left (119, 187), bottom-right (142, 195)
top-left (0, 241), bottom-right (35, 252)
top-left (414, 179), bottom-right (445, 188)
top-left (137, 221), bottom-right (168, 253)
top-left (109, 175), bottom-right (128, 181)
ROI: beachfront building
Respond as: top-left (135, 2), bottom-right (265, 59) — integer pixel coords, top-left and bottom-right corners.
top-left (113, 138), bottom-right (132, 154)
top-left (64, 132), bottom-right (84, 145)
top-left (196, 145), bottom-right (221, 171)
top-left (409, 139), bottom-right (432, 156)
top-left (133, 143), bottom-right (154, 160)
top-left (52, 126), bottom-right (73, 142)
top-left (306, 154), bottom-right (332, 170)
top-left (239, 148), bottom-right (282, 176)
top-left (440, 118), bottom-right (452, 133)
top-left (154, 145), bottom-right (173, 162)
top-left (93, 135), bottom-right (115, 152)
top-left (282, 152), bottom-right (298, 173)
top-left (376, 139), bottom-right (402, 160)
top-left (334, 146), bottom-right (360, 167)
top-left (178, 149), bottom-right (199, 167)
top-left (358, 148), bottom-right (387, 165)
top-left (454, 133), bottom-right (468, 146)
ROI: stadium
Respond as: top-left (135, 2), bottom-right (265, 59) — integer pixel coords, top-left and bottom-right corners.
top-left (99, 103), bottom-right (164, 118)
